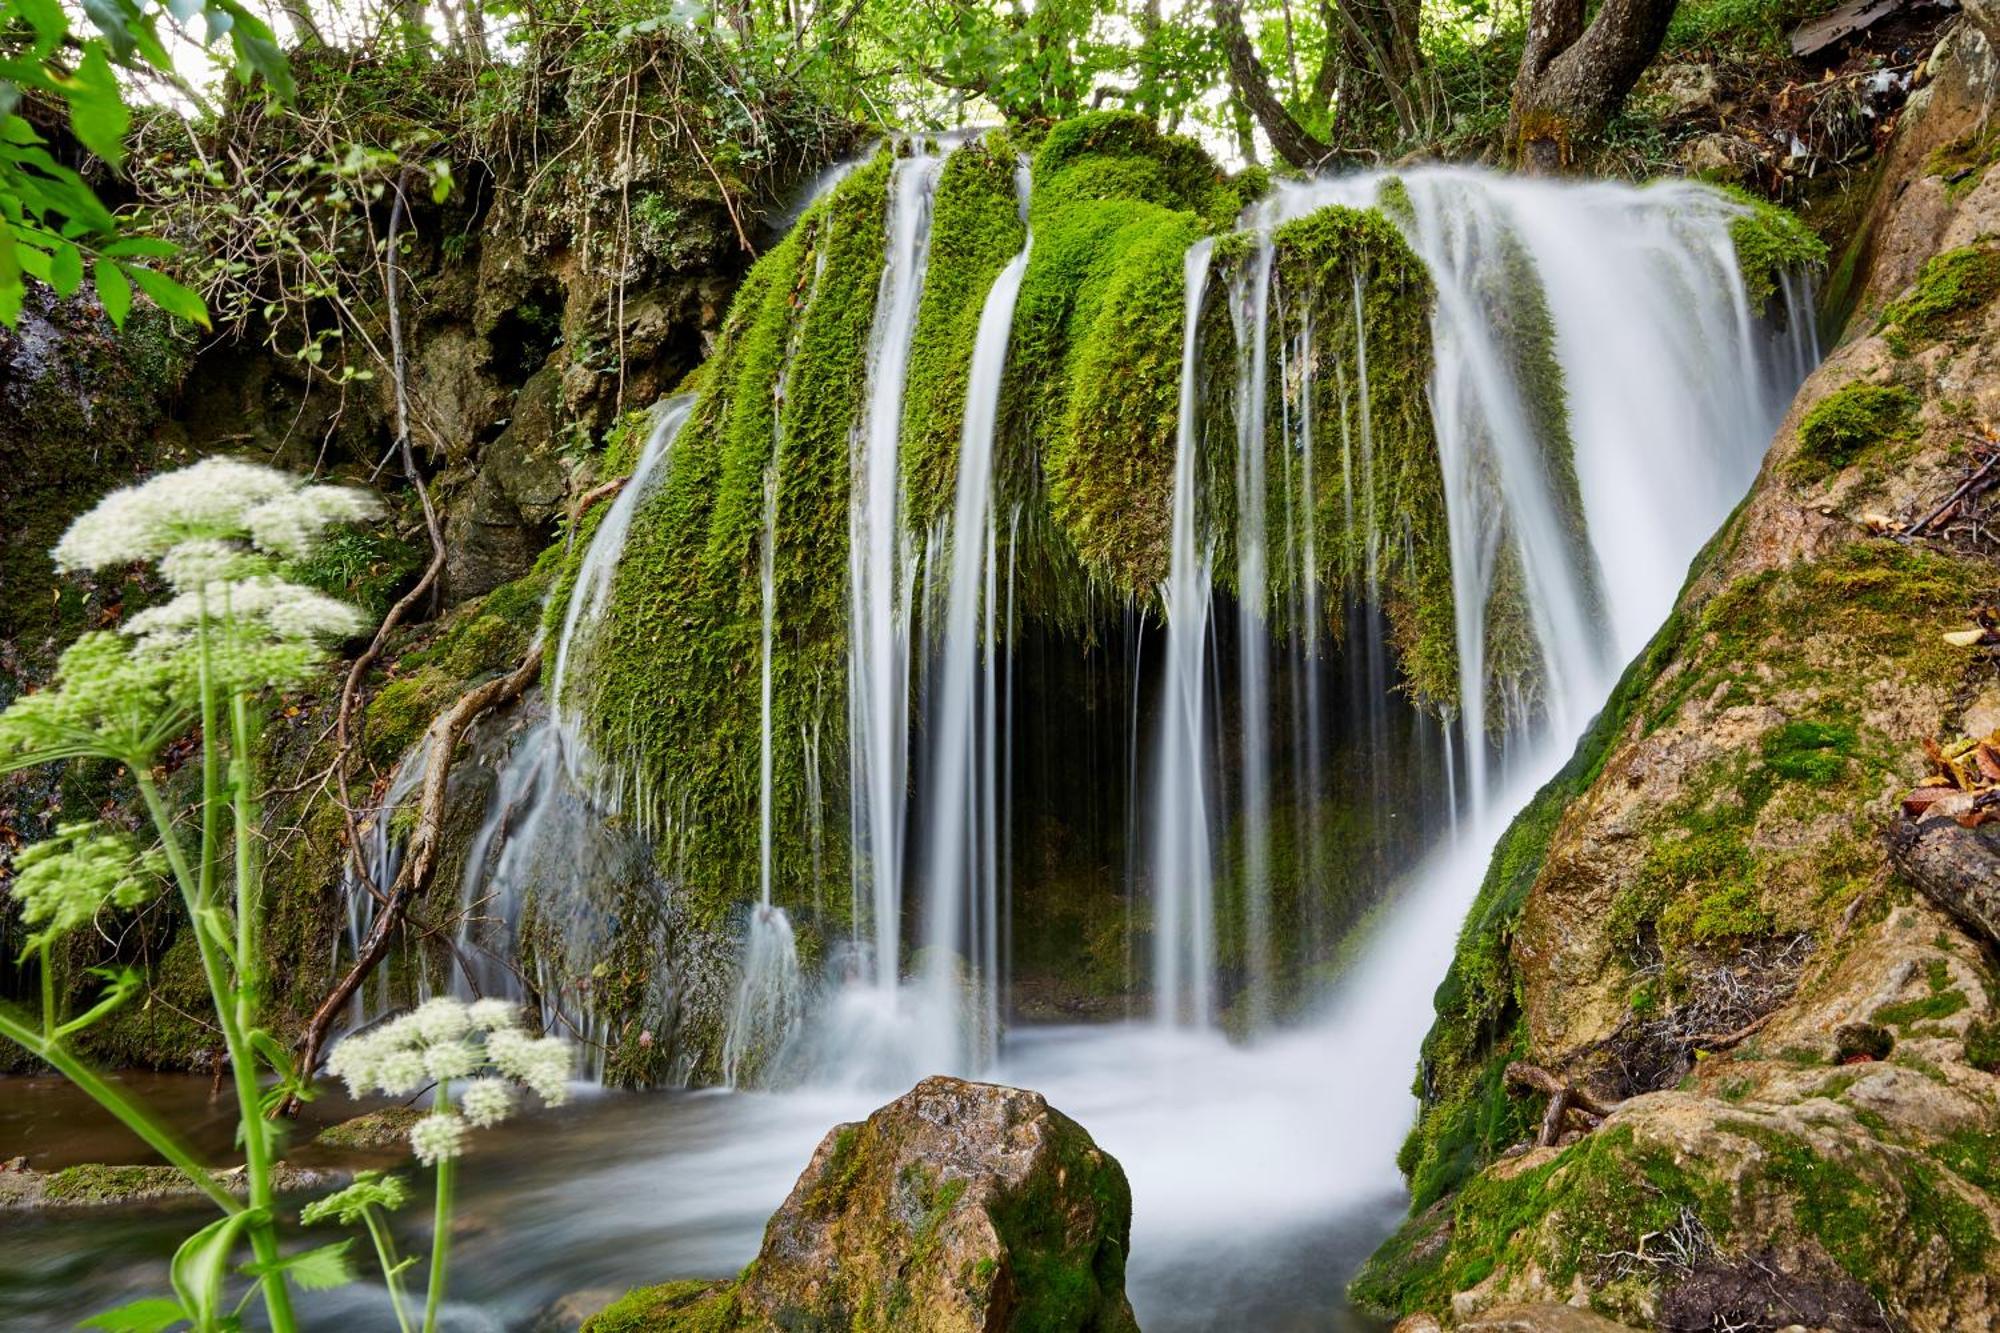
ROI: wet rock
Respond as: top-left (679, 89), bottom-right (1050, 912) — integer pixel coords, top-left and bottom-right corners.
top-left (583, 1076), bottom-right (1138, 1332)
top-left (0, 1159), bottom-right (346, 1210)
top-left (1458, 1306), bottom-right (1639, 1332)
top-left (443, 363), bottom-right (571, 602)
top-left (312, 1105), bottom-right (425, 1153)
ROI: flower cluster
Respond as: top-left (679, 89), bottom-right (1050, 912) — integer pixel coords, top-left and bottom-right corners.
top-left (54, 458), bottom-right (379, 574)
top-left (325, 997), bottom-right (572, 1165)
top-left (7, 823), bottom-right (164, 951)
top-left (1, 459), bottom-right (383, 771)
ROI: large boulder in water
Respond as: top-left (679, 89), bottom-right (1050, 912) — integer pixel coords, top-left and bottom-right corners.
top-left (583, 1076), bottom-right (1139, 1332)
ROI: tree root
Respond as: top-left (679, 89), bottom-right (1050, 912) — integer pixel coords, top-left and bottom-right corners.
top-left (282, 641), bottom-right (544, 1115)
top-left (1506, 1061), bottom-right (1626, 1147)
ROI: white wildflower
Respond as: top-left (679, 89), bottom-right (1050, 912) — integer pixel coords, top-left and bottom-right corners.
top-left (375, 1048), bottom-right (430, 1097)
top-left (409, 1113), bottom-right (468, 1166)
top-left (243, 486), bottom-right (382, 558)
top-left (459, 1078), bottom-right (516, 1129)
top-left (466, 998), bottom-right (522, 1032)
top-left (487, 1029), bottom-right (572, 1105)
top-left (123, 576), bottom-right (366, 653)
top-left (55, 459), bottom-right (295, 571)
top-left (410, 997), bottom-right (473, 1044)
top-left (158, 539), bottom-right (268, 590)
top-left (423, 1039), bottom-right (480, 1082)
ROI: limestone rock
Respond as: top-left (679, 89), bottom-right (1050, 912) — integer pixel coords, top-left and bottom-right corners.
top-left (1459, 1305), bottom-right (1638, 1332)
top-left (584, 1076), bottom-right (1138, 1332)
top-left (443, 363), bottom-right (571, 602)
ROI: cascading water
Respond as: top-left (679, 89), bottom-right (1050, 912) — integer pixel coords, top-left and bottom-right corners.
top-left (911, 227), bottom-right (1033, 1073)
top-left (1150, 239), bottom-right (1219, 1030)
top-left (293, 155), bottom-right (1820, 1332)
top-left (447, 396), bottom-right (695, 1066)
top-left (844, 147), bottom-right (945, 1011)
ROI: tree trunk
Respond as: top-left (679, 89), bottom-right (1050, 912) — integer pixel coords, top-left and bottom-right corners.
top-left (1508, 0), bottom-right (1677, 170)
top-left (1212, 0), bottom-right (1334, 168)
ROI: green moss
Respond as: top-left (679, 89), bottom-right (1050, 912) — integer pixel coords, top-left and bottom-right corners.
top-left (1019, 113), bottom-right (1243, 602)
top-left (580, 1279), bottom-right (742, 1333)
top-left (576, 151), bottom-right (889, 934)
top-left (1872, 958), bottom-right (1968, 1029)
top-left (1727, 1119), bottom-right (1991, 1289)
top-left (1718, 186), bottom-right (1828, 312)
top-left (1963, 1016), bottom-right (2000, 1073)
top-left (1791, 383), bottom-right (1918, 480)
top-left (43, 1163), bottom-right (192, 1204)
top-left (1359, 1126), bottom-right (1726, 1318)
top-left (1879, 243), bottom-right (2000, 353)
top-left (1265, 206), bottom-right (1449, 706)
top-left (900, 133), bottom-right (1027, 532)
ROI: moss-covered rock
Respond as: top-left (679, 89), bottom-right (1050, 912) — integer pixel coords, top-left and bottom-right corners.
top-left (583, 1076), bottom-right (1137, 1333)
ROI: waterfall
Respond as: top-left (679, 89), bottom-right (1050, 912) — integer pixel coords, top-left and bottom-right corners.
top-left (1230, 238), bottom-right (1276, 1029)
top-left (447, 395), bottom-right (695, 1062)
top-left (913, 234), bottom-right (1033, 1072)
top-left (846, 149), bottom-right (945, 1000)
top-left (1150, 239), bottom-right (1218, 1029)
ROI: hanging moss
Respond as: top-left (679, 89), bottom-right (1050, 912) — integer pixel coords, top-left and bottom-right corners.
top-left (577, 150), bottom-right (890, 929)
top-left (1267, 205), bottom-right (1451, 707)
top-left (1014, 111), bottom-right (1258, 602)
top-left (1720, 186), bottom-right (1828, 313)
top-left (900, 134), bottom-right (1028, 532)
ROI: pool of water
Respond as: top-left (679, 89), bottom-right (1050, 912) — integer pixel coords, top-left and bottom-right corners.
top-left (0, 1025), bottom-right (1401, 1331)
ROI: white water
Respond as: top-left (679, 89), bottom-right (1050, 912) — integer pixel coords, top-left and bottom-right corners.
top-left (446, 396), bottom-right (696, 1061)
top-left (845, 149), bottom-right (944, 1004)
top-left (1150, 239), bottom-right (1219, 1030)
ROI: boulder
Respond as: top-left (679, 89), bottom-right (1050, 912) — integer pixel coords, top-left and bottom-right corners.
top-left (584, 1076), bottom-right (1138, 1333)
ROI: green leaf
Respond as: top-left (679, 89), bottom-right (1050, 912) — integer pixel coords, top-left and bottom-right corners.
top-left (126, 265), bottom-right (209, 328)
top-left (64, 45), bottom-right (129, 167)
top-left (170, 1210), bottom-right (263, 1326)
top-left (93, 258), bottom-right (131, 326)
top-left (239, 1240), bottom-right (354, 1292)
top-left (48, 240), bottom-right (82, 295)
top-left (76, 1296), bottom-right (189, 1332)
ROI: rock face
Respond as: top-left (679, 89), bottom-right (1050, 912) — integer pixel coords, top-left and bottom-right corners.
top-left (1357, 20), bottom-right (2000, 1331)
top-left (584, 1076), bottom-right (1139, 1333)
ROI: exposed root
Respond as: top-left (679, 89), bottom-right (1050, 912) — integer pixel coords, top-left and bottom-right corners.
top-left (283, 640), bottom-right (544, 1115)
top-left (1506, 1061), bottom-right (1625, 1146)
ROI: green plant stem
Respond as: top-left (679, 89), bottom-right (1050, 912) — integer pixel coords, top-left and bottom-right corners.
top-left (0, 1006), bottom-right (239, 1214)
top-left (134, 761), bottom-right (298, 1333)
top-left (364, 1207), bottom-right (417, 1333)
top-left (423, 1150), bottom-right (456, 1333)
top-left (38, 940), bottom-right (54, 1040)
top-left (221, 680), bottom-right (295, 1332)
top-left (421, 1079), bottom-right (457, 1333)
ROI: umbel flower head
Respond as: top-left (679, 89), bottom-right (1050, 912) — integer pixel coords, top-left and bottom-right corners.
top-left (325, 998), bottom-right (572, 1165)
top-left (1, 460), bottom-right (380, 772)
top-left (7, 822), bottom-right (165, 953)
top-left (54, 458), bottom-right (380, 574)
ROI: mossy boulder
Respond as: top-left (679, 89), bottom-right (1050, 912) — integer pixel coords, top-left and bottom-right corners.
top-left (584, 1076), bottom-right (1138, 1333)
